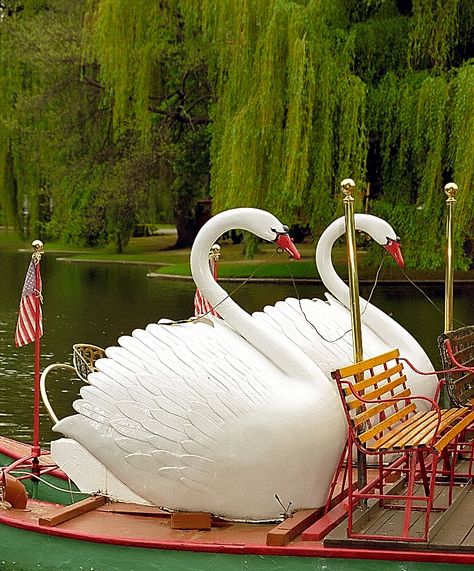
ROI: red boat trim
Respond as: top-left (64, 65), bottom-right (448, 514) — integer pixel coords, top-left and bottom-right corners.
top-left (0, 440), bottom-right (67, 481)
top-left (0, 511), bottom-right (473, 565)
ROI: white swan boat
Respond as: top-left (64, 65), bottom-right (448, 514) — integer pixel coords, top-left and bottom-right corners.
top-left (253, 214), bottom-right (438, 400)
top-left (50, 208), bottom-right (347, 521)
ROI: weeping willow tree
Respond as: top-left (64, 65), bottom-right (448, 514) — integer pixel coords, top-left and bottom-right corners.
top-left (1, 0), bottom-right (472, 265)
top-left (361, 0), bottom-right (474, 268)
top-left (82, 0), bottom-right (212, 248)
top-left (0, 0), bottom-right (113, 243)
top-left (202, 0), bottom-right (367, 233)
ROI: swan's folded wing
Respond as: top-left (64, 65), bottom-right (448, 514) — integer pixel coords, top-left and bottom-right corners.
top-left (53, 318), bottom-right (277, 495)
top-left (253, 296), bottom-right (384, 375)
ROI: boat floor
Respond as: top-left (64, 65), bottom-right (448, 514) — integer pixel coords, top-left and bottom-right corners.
top-left (325, 477), bottom-right (474, 553)
top-left (1, 437), bottom-right (474, 564)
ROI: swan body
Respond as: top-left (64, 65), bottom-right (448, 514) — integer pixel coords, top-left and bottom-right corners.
top-left (52, 209), bottom-right (346, 521)
top-left (252, 214), bottom-right (437, 400)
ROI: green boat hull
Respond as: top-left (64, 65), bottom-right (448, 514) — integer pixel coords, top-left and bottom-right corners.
top-left (0, 451), bottom-right (470, 570)
top-left (0, 523), bottom-right (465, 571)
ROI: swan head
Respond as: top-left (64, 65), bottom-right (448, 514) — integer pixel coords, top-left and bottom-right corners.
top-left (274, 230), bottom-right (300, 260)
top-left (213, 208), bottom-right (301, 260)
top-left (357, 214), bottom-right (404, 268)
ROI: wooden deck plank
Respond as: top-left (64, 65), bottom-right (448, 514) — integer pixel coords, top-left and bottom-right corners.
top-left (432, 488), bottom-right (474, 549)
top-left (324, 481), bottom-right (473, 552)
top-left (39, 496), bottom-right (106, 527)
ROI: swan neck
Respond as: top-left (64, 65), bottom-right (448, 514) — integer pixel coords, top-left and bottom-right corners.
top-left (190, 211), bottom-right (316, 380)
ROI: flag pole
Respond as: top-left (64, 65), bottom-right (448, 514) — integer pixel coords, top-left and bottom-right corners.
top-left (210, 243), bottom-right (220, 280)
top-left (31, 239), bottom-right (44, 459)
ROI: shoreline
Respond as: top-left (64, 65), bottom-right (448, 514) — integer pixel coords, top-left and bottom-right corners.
top-left (55, 256), bottom-right (474, 284)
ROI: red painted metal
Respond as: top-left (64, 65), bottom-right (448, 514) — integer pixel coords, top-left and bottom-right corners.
top-left (32, 259), bottom-right (42, 458)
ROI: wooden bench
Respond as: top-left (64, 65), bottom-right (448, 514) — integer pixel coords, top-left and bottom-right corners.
top-left (331, 348), bottom-right (474, 543)
top-left (438, 326), bottom-right (474, 407)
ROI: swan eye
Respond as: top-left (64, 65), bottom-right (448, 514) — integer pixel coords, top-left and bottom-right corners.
top-left (271, 226), bottom-right (289, 235)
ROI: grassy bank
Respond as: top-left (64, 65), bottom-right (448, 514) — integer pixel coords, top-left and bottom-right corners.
top-left (1, 227), bottom-right (472, 282)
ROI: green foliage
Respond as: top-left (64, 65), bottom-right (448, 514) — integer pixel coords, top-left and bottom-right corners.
top-left (0, 0), bottom-right (472, 268)
top-left (207, 0), bottom-right (367, 240)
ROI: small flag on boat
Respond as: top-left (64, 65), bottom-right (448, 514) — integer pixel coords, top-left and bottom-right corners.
top-left (194, 244), bottom-right (221, 318)
top-left (15, 258), bottom-right (43, 347)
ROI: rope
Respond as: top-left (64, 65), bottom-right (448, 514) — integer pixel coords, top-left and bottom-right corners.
top-left (399, 267), bottom-right (466, 328)
top-left (287, 253), bottom-right (386, 344)
top-left (13, 470), bottom-right (112, 499)
top-left (12, 471), bottom-right (90, 495)
top-left (159, 248), bottom-right (282, 325)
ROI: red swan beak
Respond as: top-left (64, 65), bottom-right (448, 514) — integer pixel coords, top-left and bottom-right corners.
top-left (384, 239), bottom-right (405, 268)
top-left (275, 234), bottom-right (301, 260)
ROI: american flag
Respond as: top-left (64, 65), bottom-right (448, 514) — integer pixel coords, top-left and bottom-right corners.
top-left (194, 258), bottom-right (221, 318)
top-left (15, 259), bottom-right (43, 347)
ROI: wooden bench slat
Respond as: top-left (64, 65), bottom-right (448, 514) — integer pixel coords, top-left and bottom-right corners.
top-left (344, 363), bottom-right (403, 394)
top-left (352, 389), bottom-right (412, 427)
top-left (416, 408), bottom-right (469, 446)
top-left (452, 346), bottom-right (474, 363)
top-left (390, 409), bottom-right (464, 449)
top-left (433, 410), bottom-right (474, 453)
top-left (358, 403), bottom-right (417, 444)
top-left (347, 375), bottom-right (408, 411)
top-left (369, 411), bottom-right (434, 450)
top-left (334, 348), bottom-right (400, 379)
top-left (363, 374), bottom-right (408, 402)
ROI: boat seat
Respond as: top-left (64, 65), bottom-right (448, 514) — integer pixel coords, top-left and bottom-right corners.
top-left (438, 326), bottom-right (474, 408)
top-left (330, 348), bottom-right (474, 543)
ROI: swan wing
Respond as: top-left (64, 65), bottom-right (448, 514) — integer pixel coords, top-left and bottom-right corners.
top-left (253, 296), bottom-right (386, 376)
top-left (54, 318), bottom-right (279, 500)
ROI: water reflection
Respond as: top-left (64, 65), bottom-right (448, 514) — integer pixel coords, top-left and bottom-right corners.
top-left (0, 252), bottom-right (472, 446)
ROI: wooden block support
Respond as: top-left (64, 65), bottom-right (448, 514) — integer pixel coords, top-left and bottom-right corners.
top-left (266, 509), bottom-right (321, 546)
top-left (301, 503), bottom-right (347, 542)
top-left (97, 503), bottom-right (170, 517)
top-left (170, 511), bottom-right (212, 530)
top-left (39, 495), bottom-right (106, 527)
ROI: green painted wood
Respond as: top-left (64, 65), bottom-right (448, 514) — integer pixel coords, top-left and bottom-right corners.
top-left (0, 521), bottom-right (465, 571)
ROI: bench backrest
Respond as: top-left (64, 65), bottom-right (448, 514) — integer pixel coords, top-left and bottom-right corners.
top-left (331, 348), bottom-right (417, 450)
top-left (438, 326), bottom-right (474, 407)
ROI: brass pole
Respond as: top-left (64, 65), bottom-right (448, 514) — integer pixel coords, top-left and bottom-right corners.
top-left (342, 179), bottom-right (363, 362)
top-left (444, 182), bottom-right (458, 333)
top-left (342, 178), bottom-right (366, 494)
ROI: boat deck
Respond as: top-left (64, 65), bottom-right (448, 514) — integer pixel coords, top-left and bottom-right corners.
top-left (325, 479), bottom-right (474, 553)
top-left (2, 481), bottom-right (473, 565)
top-left (1, 436), bottom-right (473, 565)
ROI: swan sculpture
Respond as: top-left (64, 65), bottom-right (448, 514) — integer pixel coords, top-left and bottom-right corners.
top-left (252, 214), bottom-right (437, 400)
top-left (51, 208), bottom-right (346, 521)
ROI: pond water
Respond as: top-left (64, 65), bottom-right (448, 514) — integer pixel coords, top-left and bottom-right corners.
top-left (0, 251), bottom-right (472, 446)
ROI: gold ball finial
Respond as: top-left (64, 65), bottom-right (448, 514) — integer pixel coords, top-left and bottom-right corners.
top-left (341, 178), bottom-right (356, 199)
top-left (210, 243), bottom-right (221, 260)
top-left (31, 239), bottom-right (43, 252)
top-left (444, 182), bottom-right (458, 200)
